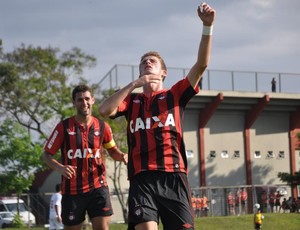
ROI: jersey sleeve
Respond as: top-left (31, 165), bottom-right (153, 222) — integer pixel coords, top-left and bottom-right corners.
top-left (170, 77), bottom-right (199, 105)
top-left (111, 94), bottom-right (134, 118)
top-left (102, 121), bottom-right (117, 150)
top-left (44, 122), bottom-right (64, 155)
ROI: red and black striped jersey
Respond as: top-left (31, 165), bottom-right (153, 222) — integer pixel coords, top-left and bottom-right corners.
top-left (44, 116), bottom-right (116, 195)
top-left (114, 77), bottom-right (198, 179)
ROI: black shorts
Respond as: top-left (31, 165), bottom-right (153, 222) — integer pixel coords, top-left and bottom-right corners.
top-left (128, 171), bottom-right (194, 230)
top-left (61, 186), bottom-right (113, 226)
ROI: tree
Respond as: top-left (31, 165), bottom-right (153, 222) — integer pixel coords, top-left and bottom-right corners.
top-left (277, 170), bottom-right (300, 186)
top-left (0, 118), bottom-right (43, 219)
top-left (0, 43), bottom-right (96, 140)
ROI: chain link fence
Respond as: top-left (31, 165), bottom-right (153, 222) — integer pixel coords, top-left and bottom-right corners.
top-left (1, 184), bottom-right (295, 226)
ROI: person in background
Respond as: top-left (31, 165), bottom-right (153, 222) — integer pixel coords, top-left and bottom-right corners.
top-left (195, 194), bottom-right (202, 218)
top-left (269, 191), bottom-right (275, 213)
top-left (201, 194), bottom-right (209, 217)
top-left (271, 77), bottom-right (277, 92)
top-left (240, 187), bottom-right (248, 214)
top-left (235, 189), bottom-right (241, 216)
top-left (227, 191), bottom-right (235, 216)
top-left (49, 183), bottom-right (63, 230)
top-left (281, 198), bottom-right (289, 213)
top-left (275, 191), bottom-right (282, 213)
top-left (98, 3), bottom-right (215, 229)
top-left (42, 84), bottom-right (128, 230)
top-left (261, 190), bottom-right (267, 213)
top-left (191, 192), bottom-right (197, 216)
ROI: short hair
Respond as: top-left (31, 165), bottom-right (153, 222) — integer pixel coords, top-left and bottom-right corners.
top-left (139, 51), bottom-right (167, 72)
top-left (55, 183), bottom-right (61, 192)
top-left (72, 84), bottom-right (93, 101)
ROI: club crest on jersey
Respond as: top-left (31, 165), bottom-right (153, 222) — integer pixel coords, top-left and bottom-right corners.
top-left (67, 129), bottom-right (76, 135)
top-left (133, 205), bottom-right (143, 219)
top-left (129, 113), bottom-right (175, 133)
top-left (133, 99), bottom-right (141, 103)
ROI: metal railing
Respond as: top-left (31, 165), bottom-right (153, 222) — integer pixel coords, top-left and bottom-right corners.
top-left (98, 64), bottom-right (300, 94)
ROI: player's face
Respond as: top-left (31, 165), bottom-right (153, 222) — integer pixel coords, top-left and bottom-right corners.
top-left (139, 56), bottom-right (166, 77)
top-left (73, 91), bottom-right (95, 117)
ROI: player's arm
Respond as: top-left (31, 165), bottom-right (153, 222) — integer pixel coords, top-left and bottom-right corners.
top-left (98, 83), bottom-right (135, 118)
top-left (102, 122), bottom-right (128, 164)
top-left (99, 72), bottom-right (161, 118)
top-left (42, 151), bottom-right (76, 179)
top-left (187, 2), bottom-right (215, 88)
top-left (107, 147), bottom-right (128, 165)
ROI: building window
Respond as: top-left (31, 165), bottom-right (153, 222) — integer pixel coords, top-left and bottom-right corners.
top-left (278, 151), bottom-right (285, 159)
top-left (221, 150), bottom-right (228, 158)
top-left (210, 150), bottom-right (216, 159)
top-left (186, 150), bottom-right (194, 158)
top-left (254, 151), bottom-right (261, 158)
top-left (267, 151), bottom-right (274, 158)
top-left (233, 150), bottom-right (240, 158)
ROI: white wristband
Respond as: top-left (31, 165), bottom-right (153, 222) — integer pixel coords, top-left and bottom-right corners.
top-left (202, 25), bottom-right (213, 36)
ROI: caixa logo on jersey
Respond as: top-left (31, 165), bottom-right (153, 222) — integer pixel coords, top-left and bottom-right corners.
top-left (129, 113), bottom-right (175, 133)
top-left (67, 148), bottom-right (101, 159)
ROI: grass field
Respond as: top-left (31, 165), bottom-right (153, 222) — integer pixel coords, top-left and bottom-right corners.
top-left (109, 213), bottom-right (300, 230)
top-left (6, 213), bottom-right (300, 230)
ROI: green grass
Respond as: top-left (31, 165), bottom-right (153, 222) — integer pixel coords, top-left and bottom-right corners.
top-left (109, 213), bottom-right (300, 230)
top-left (6, 213), bottom-right (300, 230)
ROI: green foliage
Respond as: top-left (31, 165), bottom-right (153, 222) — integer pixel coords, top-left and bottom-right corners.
top-left (0, 42), bottom-right (97, 194)
top-left (0, 43), bottom-right (96, 139)
top-left (278, 170), bottom-right (300, 185)
top-left (0, 118), bottom-right (43, 195)
top-left (11, 213), bottom-right (26, 228)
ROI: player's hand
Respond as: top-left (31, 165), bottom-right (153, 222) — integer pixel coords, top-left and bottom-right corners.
top-left (122, 153), bottom-right (128, 165)
top-left (197, 2), bottom-right (216, 26)
top-left (59, 165), bottom-right (77, 179)
top-left (135, 74), bottom-right (162, 88)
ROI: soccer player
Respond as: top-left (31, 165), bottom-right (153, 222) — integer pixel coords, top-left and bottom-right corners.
top-left (254, 208), bottom-right (264, 230)
top-left (42, 84), bottom-right (128, 230)
top-left (98, 2), bottom-right (215, 229)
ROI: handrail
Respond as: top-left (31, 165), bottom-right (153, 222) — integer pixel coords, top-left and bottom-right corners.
top-left (97, 65), bottom-right (300, 94)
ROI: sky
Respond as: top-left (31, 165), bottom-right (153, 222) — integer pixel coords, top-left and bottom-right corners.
top-left (1, 0), bottom-right (300, 86)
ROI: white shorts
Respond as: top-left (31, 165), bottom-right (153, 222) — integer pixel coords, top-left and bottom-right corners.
top-left (49, 217), bottom-right (63, 230)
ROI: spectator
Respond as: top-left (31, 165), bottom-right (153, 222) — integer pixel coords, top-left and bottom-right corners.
top-left (195, 194), bottom-right (202, 218)
top-left (275, 191), bottom-right (283, 213)
top-left (269, 191), bottom-right (275, 213)
top-left (235, 189), bottom-right (241, 216)
top-left (261, 190), bottom-right (267, 213)
top-left (281, 198), bottom-right (289, 213)
top-left (271, 77), bottom-right (276, 92)
top-left (240, 187), bottom-right (248, 214)
top-left (201, 194), bottom-right (209, 217)
top-left (191, 192), bottom-right (197, 216)
top-left (290, 197), bottom-right (298, 213)
top-left (227, 191), bottom-right (235, 216)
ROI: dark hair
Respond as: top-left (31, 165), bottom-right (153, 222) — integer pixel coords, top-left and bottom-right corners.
top-left (55, 183), bottom-right (61, 192)
top-left (72, 84), bottom-right (93, 101)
